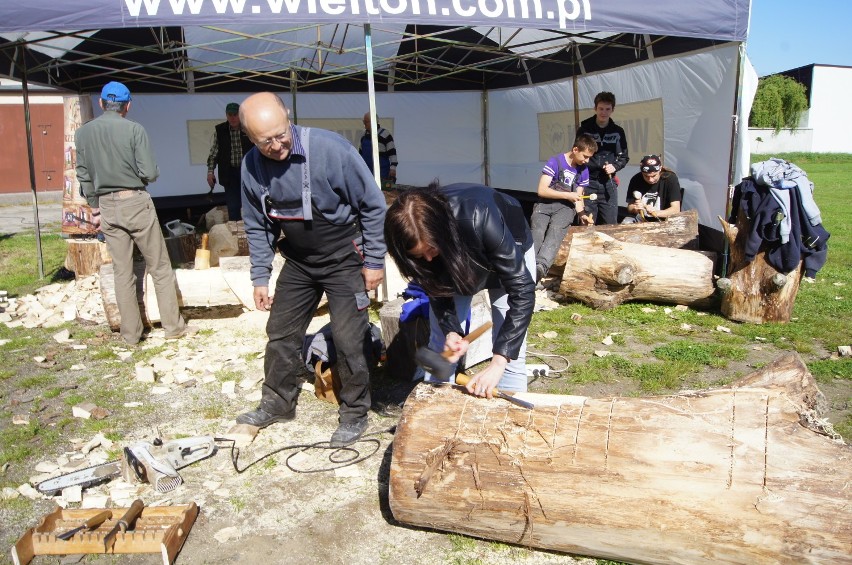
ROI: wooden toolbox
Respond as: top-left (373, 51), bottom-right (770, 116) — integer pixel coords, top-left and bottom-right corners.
top-left (11, 502), bottom-right (198, 565)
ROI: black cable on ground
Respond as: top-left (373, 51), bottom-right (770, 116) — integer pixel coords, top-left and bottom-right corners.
top-left (214, 426), bottom-right (396, 475)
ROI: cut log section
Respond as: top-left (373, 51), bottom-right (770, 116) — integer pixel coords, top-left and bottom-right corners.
top-left (558, 230), bottom-right (715, 309)
top-left (389, 353), bottom-right (852, 564)
top-left (717, 215), bottom-right (803, 324)
top-left (164, 233), bottom-right (197, 266)
top-left (66, 239), bottom-right (111, 277)
top-left (552, 209), bottom-right (699, 270)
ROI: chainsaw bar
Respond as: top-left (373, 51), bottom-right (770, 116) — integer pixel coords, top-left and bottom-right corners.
top-left (36, 448), bottom-right (145, 496)
top-left (36, 460), bottom-right (123, 496)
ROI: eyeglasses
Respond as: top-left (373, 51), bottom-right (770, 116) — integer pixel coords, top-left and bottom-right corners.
top-left (255, 128), bottom-right (291, 149)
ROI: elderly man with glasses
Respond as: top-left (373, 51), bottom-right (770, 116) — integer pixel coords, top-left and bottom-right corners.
top-left (235, 92), bottom-right (387, 447)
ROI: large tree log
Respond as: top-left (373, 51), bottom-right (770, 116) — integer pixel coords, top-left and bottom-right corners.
top-left (389, 353), bottom-right (852, 564)
top-left (552, 209), bottom-right (699, 270)
top-left (716, 215), bottom-right (803, 324)
top-left (99, 263), bottom-right (241, 330)
top-left (559, 230), bottom-right (715, 309)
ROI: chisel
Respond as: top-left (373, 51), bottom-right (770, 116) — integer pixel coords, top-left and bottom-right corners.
top-left (454, 373), bottom-right (535, 410)
top-left (56, 510), bottom-right (112, 540)
top-left (103, 499), bottom-right (144, 553)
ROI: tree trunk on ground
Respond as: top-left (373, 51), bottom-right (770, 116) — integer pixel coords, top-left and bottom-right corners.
top-left (552, 209), bottom-right (699, 271)
top-left (716, 215), bottom-right (803, 324)
top-left (558, 230), bottom-right (715, 309)
top-left (66, 239), bottom-right (111, 277)
top-left (99, 263), bottom-right (240, 330)
top-left (389, 353), bottom-right (852, 565)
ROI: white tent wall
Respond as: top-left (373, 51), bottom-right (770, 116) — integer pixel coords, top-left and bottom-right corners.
top-left (89, 91), bottom-right (485, 197)
top-left (488, 44), bottom-right (746, 227)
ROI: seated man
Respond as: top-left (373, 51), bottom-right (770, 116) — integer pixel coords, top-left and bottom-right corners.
top-left (623, 154), bottom-right (682, 223)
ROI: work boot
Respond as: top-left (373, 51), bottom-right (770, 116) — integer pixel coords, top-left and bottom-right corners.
top-left (535, 263), bottom-right (547, 284)
top-left (329, 417), bottom-right (369, 447)
top-left (236, 407), bottom-right (295, 428)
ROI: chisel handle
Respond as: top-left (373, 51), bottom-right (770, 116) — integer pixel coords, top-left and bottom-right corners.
top-left (454, 373), bottom-right (534, 410)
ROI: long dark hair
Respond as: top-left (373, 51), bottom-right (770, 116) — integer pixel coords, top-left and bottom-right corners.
top-left (384, 183), bottom-right (478, 297)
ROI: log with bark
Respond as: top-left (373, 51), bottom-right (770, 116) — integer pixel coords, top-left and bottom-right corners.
top-left (558, 230), bottom-right (715, 309)
top-left (389, 353), bottom-right (851, 564)
top-left (716, 214), bottom-right (803, 324)
top-left (552, 209), bottom-right (700, 271)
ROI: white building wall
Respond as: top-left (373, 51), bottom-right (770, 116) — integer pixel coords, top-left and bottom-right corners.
top-left (749, 128), bottom-right (814, 153)
top-left (809, 66), bottom-right (852, 153)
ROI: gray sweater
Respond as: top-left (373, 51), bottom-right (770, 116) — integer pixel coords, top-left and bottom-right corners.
top-left (241, 125), bottom-right (387, 286)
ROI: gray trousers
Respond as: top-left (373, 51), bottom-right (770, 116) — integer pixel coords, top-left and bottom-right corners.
top-left (531, 200), bottom-right (576, 273)
top-left (98, 190), bottom-right (186, 344)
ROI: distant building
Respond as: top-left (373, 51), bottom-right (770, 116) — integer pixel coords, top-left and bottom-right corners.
top-left (0, 79), bottom-right (65, 194)
top-left (749, 64), bottom-right (852, 154)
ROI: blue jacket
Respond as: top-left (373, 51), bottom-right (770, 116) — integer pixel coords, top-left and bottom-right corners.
top-left (731, 178), bottom-right (829, 278)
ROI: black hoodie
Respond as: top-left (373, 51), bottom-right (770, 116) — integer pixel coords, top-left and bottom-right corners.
top-left (577, 115), bottom-right (629, 185)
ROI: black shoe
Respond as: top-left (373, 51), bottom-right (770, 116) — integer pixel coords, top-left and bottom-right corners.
top-left (535, 263), bottom-right (547, 283)
top-left (236, 407), bottom-right (295, 428)
top-left (329, 418), bottom-right (368, 447)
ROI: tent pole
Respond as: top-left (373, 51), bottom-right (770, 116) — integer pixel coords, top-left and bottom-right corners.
top-left (364, 23), bottom-right (387, 302)
top-left (482, 88), bottom-right (489, 186)
top-left (571, 41), bottom-right (580, 132)
top-left (290, 69), bottom-right (298, 123)
top-left (721, 42), bottom-right (746, 278)
top-left (18, 45), bottom-right (45, 279)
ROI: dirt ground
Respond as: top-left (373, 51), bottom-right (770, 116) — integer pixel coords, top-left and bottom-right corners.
top-left (1, 286), bottom-right (849, 565)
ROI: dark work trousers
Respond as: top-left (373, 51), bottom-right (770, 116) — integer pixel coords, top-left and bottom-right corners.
top-left (223, 168), bottom-right (242, 221)
top-left (585, 178), bottom-right (618, 225)
top-left (530, 200), bottom-right (576, 274)
top-left (261, 250), bottom-right (373, 424)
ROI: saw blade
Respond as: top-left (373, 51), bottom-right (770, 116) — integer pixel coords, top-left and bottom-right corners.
top-left (36, 460), bottom-right (123, 495)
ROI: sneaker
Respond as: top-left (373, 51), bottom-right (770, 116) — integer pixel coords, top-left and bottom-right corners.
top-left (329, 418), bottom-right (369, 447)
top-left (236, 407), bottom-right (296, 428)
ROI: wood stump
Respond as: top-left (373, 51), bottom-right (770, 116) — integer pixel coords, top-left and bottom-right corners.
top-left (552, 209), bottom-right (700, 271)
top-left (66, 239), bottom-right (111, 277)
top-left (389, 353), bottom-right (852, 564)
top-left (99, 262), bottom-right (151, 332)
top-left (559, 230), bottom-right (715, 309)
top-left (717, 215), bottom-right (803, 324)
top-left (164, 234), bottom-right (197, 266)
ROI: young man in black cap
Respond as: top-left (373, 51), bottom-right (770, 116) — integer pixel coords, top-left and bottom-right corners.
top-left (623, 154), bottom-right (682, 223)
top-left (206, 102), bottom-right (253, 221)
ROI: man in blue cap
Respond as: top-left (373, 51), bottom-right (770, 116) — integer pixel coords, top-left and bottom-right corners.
top-left (75, 81), bottom-right (190, 344)
top-left (206, 101), bottom-right (253, 221)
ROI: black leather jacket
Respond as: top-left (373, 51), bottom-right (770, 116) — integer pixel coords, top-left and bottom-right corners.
top-left (431, 183), bottom-right (535, 361)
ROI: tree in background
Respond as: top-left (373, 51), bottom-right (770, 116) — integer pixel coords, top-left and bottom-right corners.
top-left (749, 75), bottom-right (809, 133)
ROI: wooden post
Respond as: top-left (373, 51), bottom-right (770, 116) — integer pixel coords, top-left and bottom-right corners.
top-left (716, 214), bottom-right (803, 323)
top-left (389, 353), bottom-right (852, 564)
top-left (558, 230), bottom-right (715, 309)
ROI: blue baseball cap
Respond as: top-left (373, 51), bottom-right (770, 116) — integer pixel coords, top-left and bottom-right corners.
top-left (101, 81), bottom-right (132, 102)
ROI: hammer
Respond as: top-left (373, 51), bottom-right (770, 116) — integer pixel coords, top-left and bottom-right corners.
top-left (414, 321), bottom-right (493, 382)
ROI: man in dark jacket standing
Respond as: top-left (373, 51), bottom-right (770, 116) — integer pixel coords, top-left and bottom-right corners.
top-left (206, 102), bottom-right (254, 221)
top-left (237, 93), bottom-right (387, 447)
top-left (576, 91), bottom-right (629, 224)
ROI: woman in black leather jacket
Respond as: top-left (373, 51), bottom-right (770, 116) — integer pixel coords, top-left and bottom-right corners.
top-left (385, 182), bottom-right (536, 398)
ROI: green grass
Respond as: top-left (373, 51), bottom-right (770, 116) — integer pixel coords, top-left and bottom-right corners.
top-left (0, 232), bottom-right (68, 296)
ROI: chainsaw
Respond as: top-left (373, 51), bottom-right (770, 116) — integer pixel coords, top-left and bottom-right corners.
top-left (36, 436), bottom-right (216, 496)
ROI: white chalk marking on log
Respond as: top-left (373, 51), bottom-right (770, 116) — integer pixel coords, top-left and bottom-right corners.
top-left (763, 395), bottom-right (770, 489)
top-left (605, 398), bottom-right (616, 471)
top-left (728, 391), bottom-right (736, 489)
top-left (571, 399), bottom-right (586, 466)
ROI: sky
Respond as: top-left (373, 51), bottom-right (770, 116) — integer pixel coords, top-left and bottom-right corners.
top-left (746, 0), bottom-right (852, 76)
